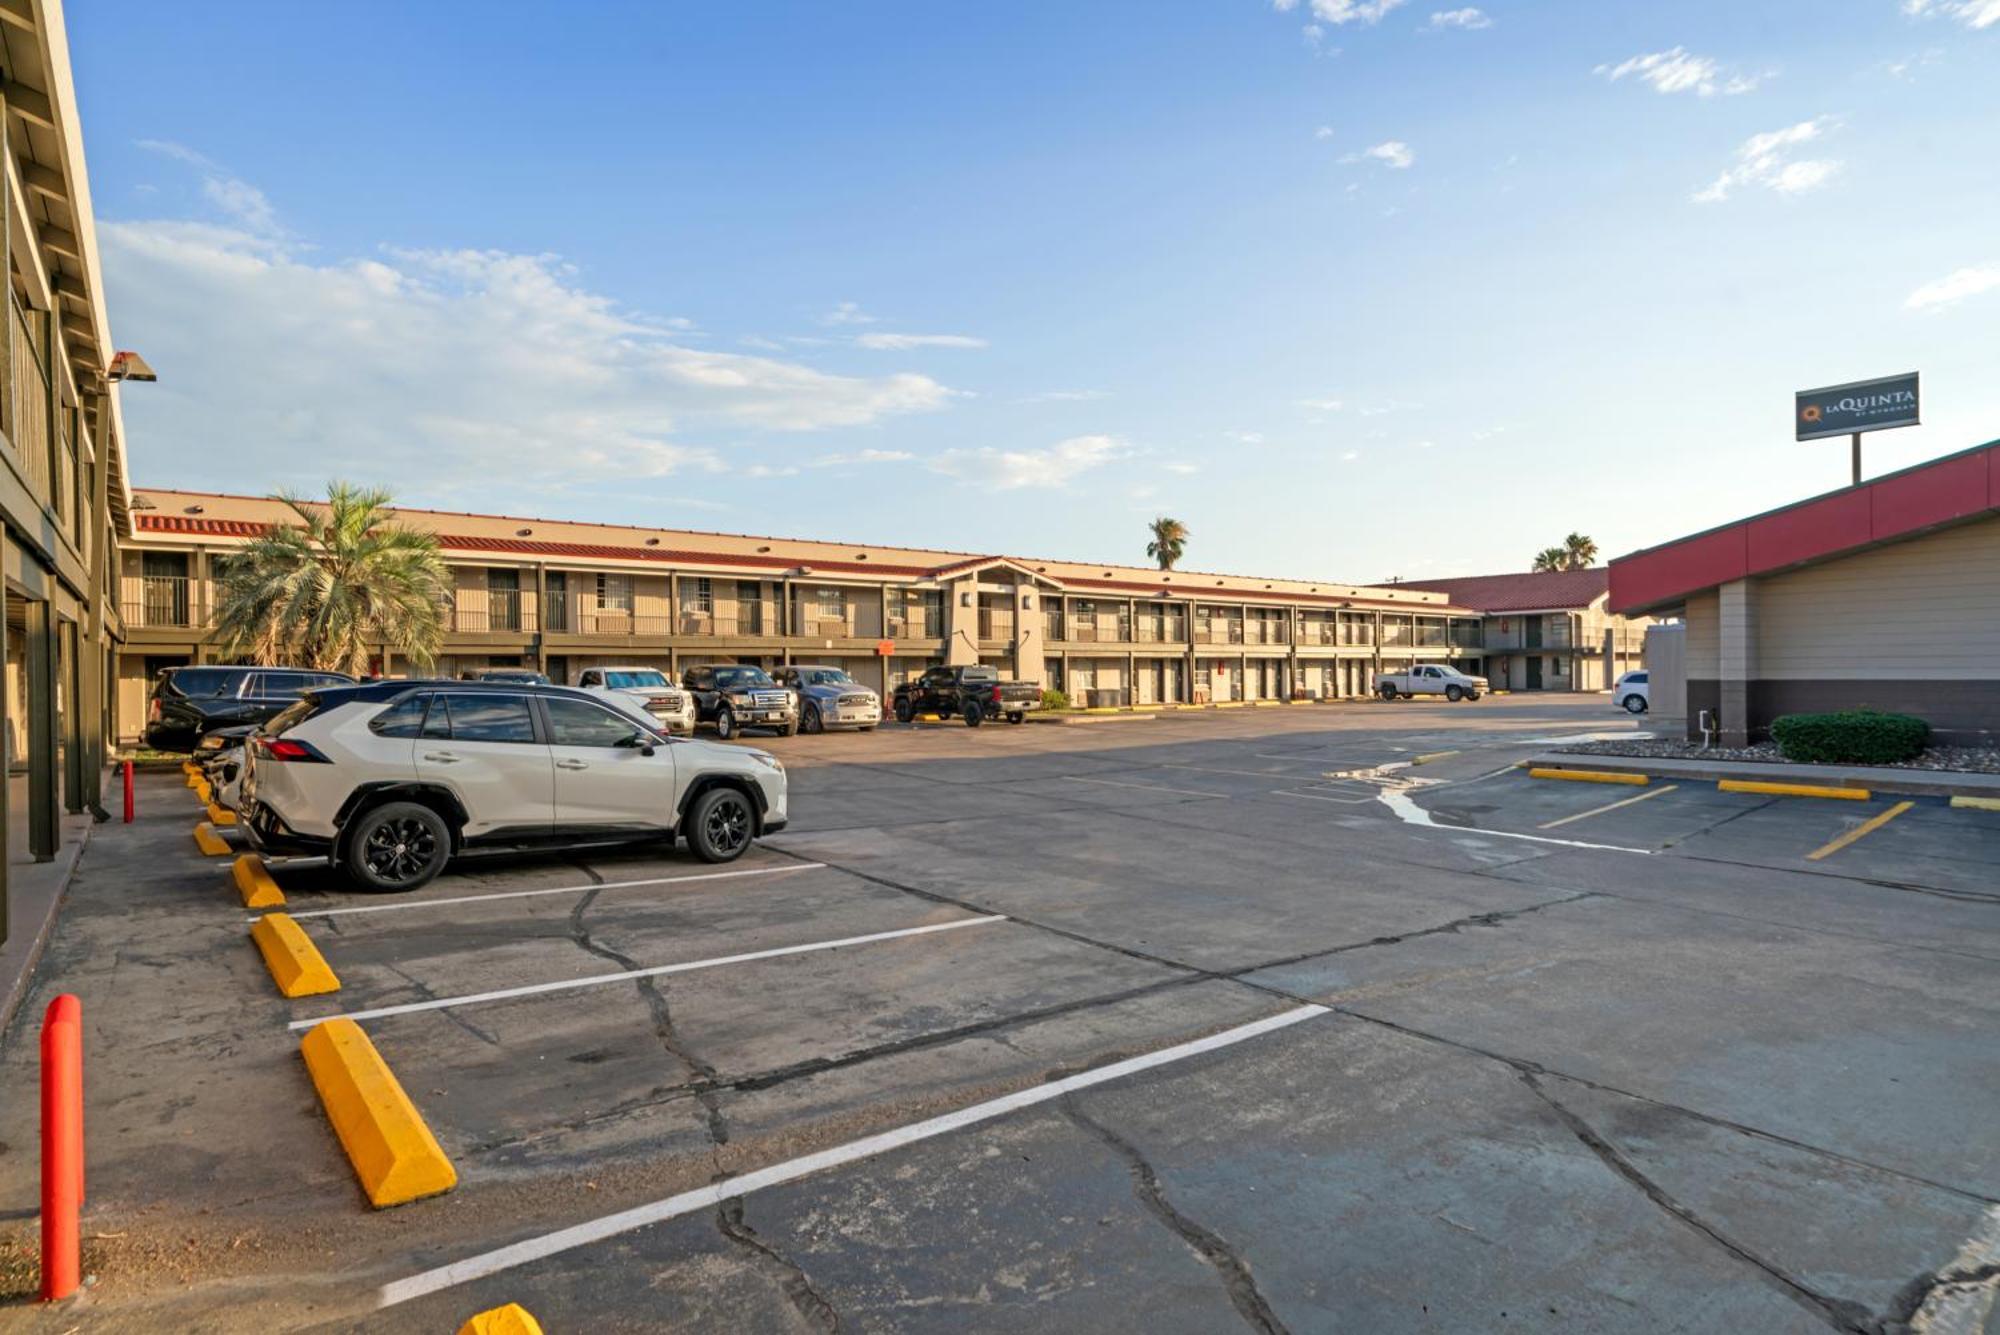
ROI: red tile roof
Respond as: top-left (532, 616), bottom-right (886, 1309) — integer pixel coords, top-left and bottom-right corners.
top-left (1373, 569), bottom-right (1608, 613)
top-left (132, 515), bottom-right (268, 538)
top-left (1609, 437), bottom-right (2000, 613)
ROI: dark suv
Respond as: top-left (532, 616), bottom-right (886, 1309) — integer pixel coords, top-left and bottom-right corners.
top-left (145, 665), bottom-right (356, 751)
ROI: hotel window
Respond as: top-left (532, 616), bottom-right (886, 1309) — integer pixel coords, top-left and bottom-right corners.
top-left (816, 588), bottom-right (846, 620)
top-left (682, 576), bottom-right (713, 614)
top-left (596, 572), bottom-right (633, 613)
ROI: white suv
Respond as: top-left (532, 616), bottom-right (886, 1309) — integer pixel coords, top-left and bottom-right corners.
top-left (241, 681), bottom-right (788, 892)
top-left (1614, 670), bottom-right (1650, 714)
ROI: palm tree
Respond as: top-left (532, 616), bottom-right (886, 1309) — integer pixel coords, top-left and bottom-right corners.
top-left (1530, 534), bottom-right (1599, 573)
top-left (1531, 546), bottom-right (1570, 573)
top-left (213, 482), bottom-right (451, 675)
top-left (1145, 517), bottom-right (1189, 571)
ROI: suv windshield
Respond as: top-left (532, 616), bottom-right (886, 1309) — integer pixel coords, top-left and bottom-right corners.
top-left (714, 667), bottom-right (775, 689)
top-left (802, 669), bottom-right (855, 686)
top-left (605, 671), bottom-right (670, 689)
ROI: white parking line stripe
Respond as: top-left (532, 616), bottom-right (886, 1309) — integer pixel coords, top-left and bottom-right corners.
top-left (376, 1002), bottom-right (1329, 1308)
top-left (1063, 776), bottom-right (1224, 799)
top-left (1379, 789), bottom-right (1653, 855)
top-left (263, 864), bottom-right (823, 922)
top-left (287, 915), bottom-right (1007, 1030)
top-left (1538, 784), bottom-right (1680, 830)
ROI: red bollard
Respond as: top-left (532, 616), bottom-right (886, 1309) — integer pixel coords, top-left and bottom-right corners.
top-left (41, 994), bottom-right (82, 1301)
top-left (122, 760), bottom-right (134, 824)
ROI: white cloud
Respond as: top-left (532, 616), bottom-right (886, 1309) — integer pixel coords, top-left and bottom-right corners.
top-left (1297, 397), bottom-right (1345, 411)
top-left (820, 301), bottom-right (877, 326)
top-left (1343, 140), bottom-right (1414, 169)
top-left (1226, 430), bottom-right (1266, 445)
top-left (1339, 450), bottom-right (1360, 462)
top-left (1314, 125), bottom-right (1336, 139)
top-left (811, 448), bottom-right (916, 466)
top-left (1692, 117), bottom-right (1841, 202)
top-left (853, 332), bottom-right (988, 350)
top-left (103, 171), bottom-right (954, 499)
top-left (1304, 0), bottom-right (1407, 23)
top-left (1162, 461), bottom-right (1199, 475)
top-left (1904, 0), bottom-right (2000, 29)
top-left (745, 464), bottom-right (800, 478)
top-left (1427, 8), bottom-right (1491, 29)
top-left (1904, 262), bottom-right (2000, 310)
top-left (929, 435), bottom-right (1130, 489)
top-left (1596, 47), bottom-right (1764, 97)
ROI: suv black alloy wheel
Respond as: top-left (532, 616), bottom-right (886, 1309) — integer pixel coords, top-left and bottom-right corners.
top-left (344, 801), bottom-right (451, 892)
top-left (687, 787), bottom-right (753, 862)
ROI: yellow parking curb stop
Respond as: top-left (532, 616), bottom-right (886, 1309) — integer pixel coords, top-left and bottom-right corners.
top-left (1528, 767), bottom-right (1648, 786)
top-left (1718, 779), bottom-right (1869, 801)
top-left (233, 853), bottom-right (286, 909)
top-left (458, 1303), bottom-right (545, 1335)
top-left (206, 801), bottom-right (237, 826)
top-left (193, 821), bottom-right (232, 856)
top-left (1949, 794), bottom-right (2000, 812)
top-left (250, 913), bottom-right (341, 997)
top-left (300, 1018), bottom-right (457, 1208)
top-left (1412, 750), bottom-right (1459, 765)
top-left (194, 778), bottom-right (213, 804)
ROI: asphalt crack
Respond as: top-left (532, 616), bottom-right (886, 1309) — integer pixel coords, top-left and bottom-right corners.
top-left (379, 960), bottom-right (499, 1047)
top-left (1063, 1098), bottom-right (1289, 1335)
top-left (566, 883), bottom-right (731, 1151)
top-left (1518, 1071), bottom-right (1874, 1333)
top-left (716, 1196), bottom-right (842, 1332)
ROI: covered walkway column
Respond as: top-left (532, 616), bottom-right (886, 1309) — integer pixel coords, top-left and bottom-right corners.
top-left (26, 599), bottom-right (58, 860)
top-left (1717, 578), bottom-right (1757, 748)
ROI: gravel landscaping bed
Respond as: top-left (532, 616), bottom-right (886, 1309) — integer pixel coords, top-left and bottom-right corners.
top-left (1557, 737), bottom-right (2000, 775)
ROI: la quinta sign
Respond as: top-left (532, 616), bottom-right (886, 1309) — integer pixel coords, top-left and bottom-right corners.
top-left (1796, 371), bottom-right (1919, 484)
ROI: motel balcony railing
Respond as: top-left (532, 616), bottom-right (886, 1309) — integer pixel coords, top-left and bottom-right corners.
top-left (448, 590), bottom-right (538, 633)
top-left (122, 575), bottom-right (207, 629)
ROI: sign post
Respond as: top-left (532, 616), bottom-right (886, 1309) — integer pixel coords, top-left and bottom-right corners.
top-left (1795, 372), bottom-right (1920, 485)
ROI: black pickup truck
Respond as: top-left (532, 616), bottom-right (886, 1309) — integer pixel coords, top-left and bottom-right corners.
top-left (893, 665), bottom-right (1042, 726)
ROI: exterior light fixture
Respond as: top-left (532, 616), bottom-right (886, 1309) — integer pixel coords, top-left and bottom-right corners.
top-left (107, 350), bottom-right (157, 383)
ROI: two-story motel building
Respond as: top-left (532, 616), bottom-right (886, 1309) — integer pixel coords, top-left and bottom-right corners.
top-left (115, 489), bottom-right (1489, 739)
top-left (0, 0), bottom-right (137, 979)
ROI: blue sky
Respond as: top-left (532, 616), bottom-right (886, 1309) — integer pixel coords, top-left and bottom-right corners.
top-left (70, 0), bottom-right (2000, 582)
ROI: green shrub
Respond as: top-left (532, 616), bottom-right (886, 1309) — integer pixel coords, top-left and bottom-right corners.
top-left (1770, 709), bottom-right (1929, 765)
top-left (1041, 687), bottom-right (1070, 712)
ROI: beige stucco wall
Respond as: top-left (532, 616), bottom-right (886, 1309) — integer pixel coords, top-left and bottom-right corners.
top-left (1750, 518), bottom-right (2000, 679)
top-left (1683, 590), bottom-right (1720, 678)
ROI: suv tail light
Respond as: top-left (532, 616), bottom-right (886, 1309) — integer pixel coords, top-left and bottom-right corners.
top-left (990, 685), bottom-right (1003, 705)
top-left (253, 736), bottom-right (330, 764)
top-left (149, 698), bottom-right (162, 722)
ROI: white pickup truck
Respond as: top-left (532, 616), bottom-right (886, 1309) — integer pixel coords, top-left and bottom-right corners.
top-left (1376, 664), bottom-right (1488, 702)
top-left (575, 666), bottom-right (697, 735)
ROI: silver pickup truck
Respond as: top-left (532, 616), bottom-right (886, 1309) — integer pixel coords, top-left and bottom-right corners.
top-left (1376, 664), bottom-right (1488, 701)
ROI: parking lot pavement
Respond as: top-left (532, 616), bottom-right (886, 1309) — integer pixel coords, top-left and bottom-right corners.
top-left (2, 694), bottom-right (1996, 1331)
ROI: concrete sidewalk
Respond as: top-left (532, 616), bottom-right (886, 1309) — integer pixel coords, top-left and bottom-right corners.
top-left (1530, 750), bottom-right (2000, 799)
top-left (0, 804), bottom-right (99, 1041)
